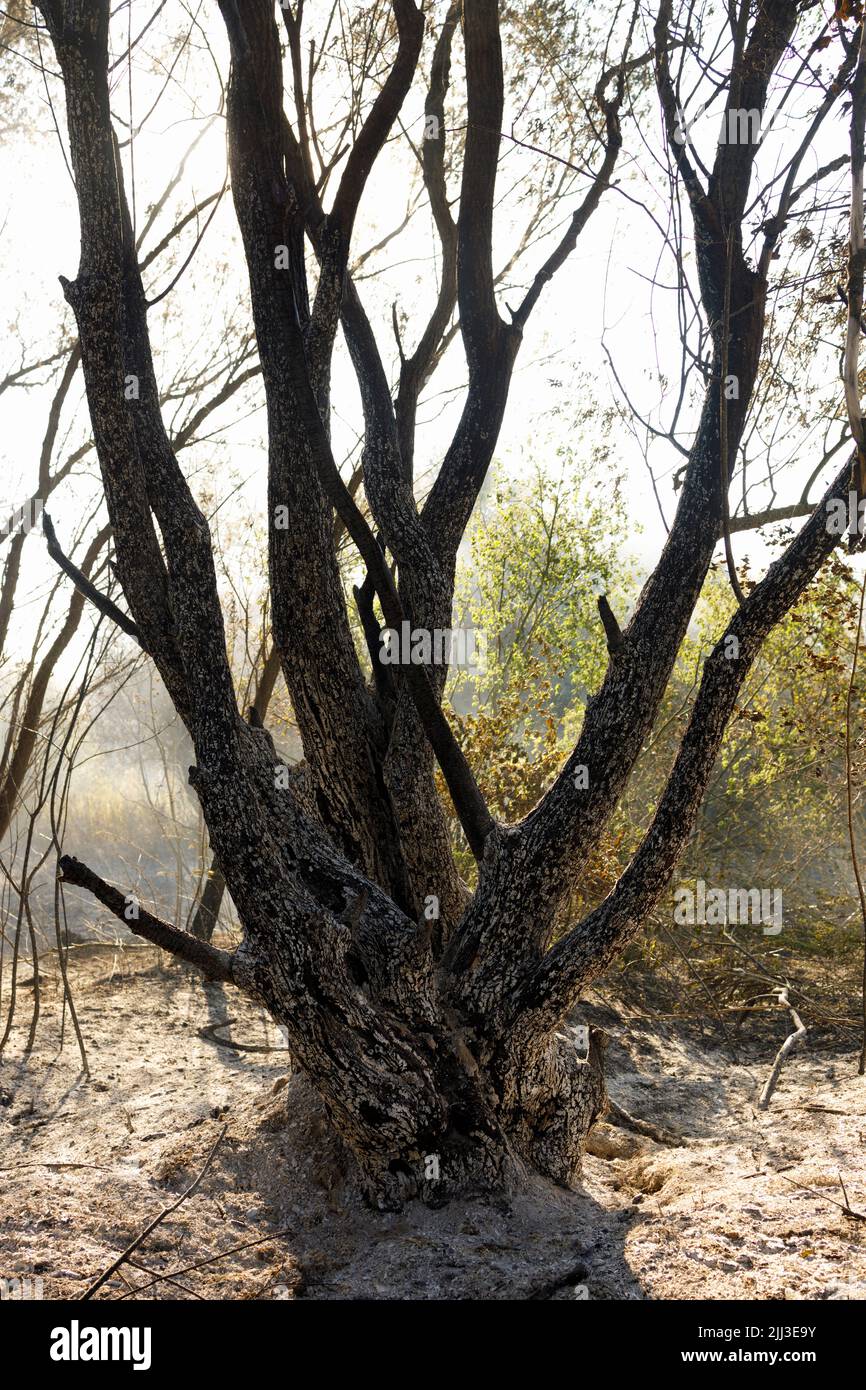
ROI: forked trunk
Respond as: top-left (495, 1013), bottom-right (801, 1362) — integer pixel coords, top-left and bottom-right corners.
top-left (39, 0), bottom-right (857, 1219)
top-left (231, 899), bottom-right (608, 1209)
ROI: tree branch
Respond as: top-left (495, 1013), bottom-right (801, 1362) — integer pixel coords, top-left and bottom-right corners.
top-left (43, 512), bottom-right (142, 645)
top-left (278, 310), bottom-right (495, 858)
top-left (330, 0), bottom-right (424, 242)
top-left (457, 0), bottom-right (504, 361)
top-left (843, 23), bottom-right (866, 489)
top-left (510, 457), bottom-right (853, 1040)
top-left (512, 5), bottom-right (634, 330)
top-left (394, 0), bottom-right (461, 479)
top-left (58, 855), bottom-right (236, 982)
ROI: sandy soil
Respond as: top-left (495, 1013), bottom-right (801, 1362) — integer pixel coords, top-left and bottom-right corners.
top-left (1, 946), bottom-right (864, 1301)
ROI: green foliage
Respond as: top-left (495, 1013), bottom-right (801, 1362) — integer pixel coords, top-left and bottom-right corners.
top-left (444, 452), bottom-right (631, 881)
top-left (643, 552), bottom-right (862, 894)
top-left (445, 459), bottom-right (865, 936)
top-left (453, 451), bottom-right (629, 716)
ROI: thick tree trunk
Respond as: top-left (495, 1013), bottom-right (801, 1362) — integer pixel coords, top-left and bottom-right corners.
top-left (40, 0), bottom-right (856, 1211)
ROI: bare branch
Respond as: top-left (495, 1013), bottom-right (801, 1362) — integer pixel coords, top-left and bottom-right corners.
top-left (42, 513), bottom-right (141, 644)
top-left (58, 855), bottom-right (236, 983)
top-left (510, 457), bottom-right (853, 1037)
top-left (843, 24), bottom-right (866, 490)
top-left (330, 0), bottom-right (423, 242)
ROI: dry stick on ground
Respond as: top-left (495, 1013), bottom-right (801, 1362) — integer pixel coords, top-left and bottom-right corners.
top-left (111, 1227), bottom-right (296, 1301)
top-left (839, 1172), bottom-right (854, 1213)
top-left (80, 1125), bottom-right (226, 1301)
top-left (123, 1256), bottom-right (202, 1300)
top-left (758, 988), bottom-right (807, 1111)
top-left (604, 1096), bottom-right (682, 1146)
top-left (776, 1173), bottom-right (866, 1224)
top-left (198, 1018), bottom-right (289, 1053)
top-left (0, 1161), bottom-right (127, 1172)
top-left (719, 935), bottom-right (846, 1034)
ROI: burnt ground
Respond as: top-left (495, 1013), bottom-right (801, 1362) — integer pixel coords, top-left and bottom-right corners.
top-left (1, 945), bottom-right (864, 1301)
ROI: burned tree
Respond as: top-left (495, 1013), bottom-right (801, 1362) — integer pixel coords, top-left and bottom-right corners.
top-left (34, 0), bottom-right (864, 1206)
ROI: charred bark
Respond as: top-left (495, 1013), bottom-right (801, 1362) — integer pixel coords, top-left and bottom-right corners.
top-left (35, 0), bottom-right (856, 1206)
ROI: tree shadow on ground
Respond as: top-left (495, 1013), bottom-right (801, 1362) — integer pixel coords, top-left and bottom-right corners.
top-left (152, 1070), bottom-right (648, 1301)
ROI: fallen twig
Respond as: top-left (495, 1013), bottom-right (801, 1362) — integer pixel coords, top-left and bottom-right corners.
top-left (80, 1125), bottom-right (227, 1300)
top-left (0, 1161), bottom-right (131, 1172)
top-left (198, 1019), bottom-right (289, 1054)
top-left (776, 1172), bottom-right (866, 1223)
top-left (110, 1226), bottom-right (297, 1300)
top-left (605, 1097), bottom-right (682, 1146)
top-left (804, 1105), bottom-right (863, 1116)
top-left (123, 1255), bottom-right (203, 1300)
top-left (758, 988), bottom-right (806, 1111)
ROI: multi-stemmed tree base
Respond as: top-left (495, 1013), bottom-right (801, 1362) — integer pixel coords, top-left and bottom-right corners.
top-left (294, 1025), bottom-right (608, 1211)
top-left (37, 0), bottom-right (861, 1264)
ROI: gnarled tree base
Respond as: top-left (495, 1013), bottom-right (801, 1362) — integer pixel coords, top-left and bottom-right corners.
top-left (145, 1058), bottom-right (638, 1301)
top-left (280, 1024), bottom-right (608, 1211)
